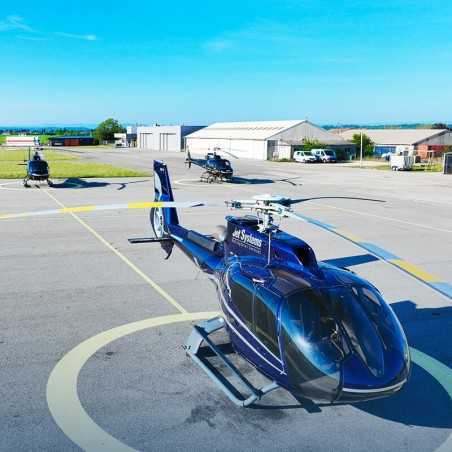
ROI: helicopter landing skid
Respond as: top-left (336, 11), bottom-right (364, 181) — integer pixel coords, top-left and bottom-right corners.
top-left (185, 316), bottom-right (280, 407)
top-left (200, 171), bottom-right (221, 184)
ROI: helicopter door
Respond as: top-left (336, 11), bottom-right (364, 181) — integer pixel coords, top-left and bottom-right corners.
top-left (227, 269), bottom-right (254, 330)
top-left (253, 286), bottom-right (281, 360)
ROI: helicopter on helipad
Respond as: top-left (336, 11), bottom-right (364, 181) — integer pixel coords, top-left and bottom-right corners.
top-left (22, 148), bottom-right (53, 188)
top-left (129, 160), bottom-right (411, 407)
top-left (185, 148), bottom-right (234, 183)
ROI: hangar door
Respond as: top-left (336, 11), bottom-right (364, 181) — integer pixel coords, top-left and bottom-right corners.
top-left (140, 133), bottom-right (153, 149)
top-left (159, 133), bottom-right (178, 151)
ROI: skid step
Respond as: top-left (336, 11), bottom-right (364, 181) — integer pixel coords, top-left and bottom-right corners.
top-left (128, 237), bottom-right (173, 244)
top-left (185, 316), bottom-right (279, 407)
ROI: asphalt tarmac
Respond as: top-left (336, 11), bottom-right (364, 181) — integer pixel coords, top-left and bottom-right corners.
top-left (1, 149), bottom-right (451, 451)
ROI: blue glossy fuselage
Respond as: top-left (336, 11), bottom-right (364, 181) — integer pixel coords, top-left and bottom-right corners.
top-left (154, 160), bottom-right (410, 403)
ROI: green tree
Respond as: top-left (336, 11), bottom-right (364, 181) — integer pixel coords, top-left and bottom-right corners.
top-left (94, 118), bottom-right (125, 142)
top-left (302, 139), bottom-right (324, 152)
top-left (432, 122), bottom-right (450, 130)
top-left (351, 133), bottom-right (374, 157)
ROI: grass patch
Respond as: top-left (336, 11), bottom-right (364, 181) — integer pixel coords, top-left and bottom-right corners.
top-left (375, 163), bottom-right (442, 172)
top-left (0, 149), bottom-right (76, 161)
top-left (0, 148), bottom-right (150, 179)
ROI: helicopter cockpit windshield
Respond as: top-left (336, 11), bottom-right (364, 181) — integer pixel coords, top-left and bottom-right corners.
top-left (281, 284), bottom-right (408, 401)
top-left (28, 160), bottom-right (49, 175)
top-left (208, 159), bottom-right (231, 170)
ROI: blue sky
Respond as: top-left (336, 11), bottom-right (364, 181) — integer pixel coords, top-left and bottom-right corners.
top-left (0, 0), bottom-right (451, 126)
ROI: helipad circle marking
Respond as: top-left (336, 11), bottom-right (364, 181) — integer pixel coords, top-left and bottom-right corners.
top-left (47, 312), bottom-right (452, 452)
top-left (175, 178), bottom-right (226, 187)
top-left (174, 178), bottom-right (244, 188)
top-left (47, 311), bottom-right (219, 452)
top-left (0, 180), bottom-right (81, 191)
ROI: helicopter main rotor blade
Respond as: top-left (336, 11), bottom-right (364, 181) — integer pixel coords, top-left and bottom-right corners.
top-left (0, 200), bottom-right (223, 220)
top-left (287, 196), bottom-right (386, 205)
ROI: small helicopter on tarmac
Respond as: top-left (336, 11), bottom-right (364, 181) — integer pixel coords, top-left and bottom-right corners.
top-left (130, 161), bottom-right (411, 407)
top-left (186, 148), bottom-right (234, 183)
top-left (22, 148), bottom-right (53, 188)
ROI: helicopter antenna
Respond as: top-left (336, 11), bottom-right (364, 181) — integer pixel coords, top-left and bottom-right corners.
top-left (267, 231), bottom-right (272, 266)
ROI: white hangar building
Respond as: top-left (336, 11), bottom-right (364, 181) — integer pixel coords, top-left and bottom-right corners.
top-left (137, 125), bottom-right (205, 151)
top-left (185, 120), bottom-right (348, 160)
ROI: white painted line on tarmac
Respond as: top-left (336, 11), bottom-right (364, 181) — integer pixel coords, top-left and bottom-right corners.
top-left (47, 312), bottom-right (219, 452)
top-left (310, 201), bottom-right (452, 234)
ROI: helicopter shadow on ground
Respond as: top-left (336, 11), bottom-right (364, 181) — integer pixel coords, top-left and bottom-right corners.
top-left (50, 178), bottom-right (151, 190)
top-left (352, 300), bottom-right (452, 428)
top-left (252, 301), bottom-right (452, 428)
top-left (230, 176), bottom-right (302, 186)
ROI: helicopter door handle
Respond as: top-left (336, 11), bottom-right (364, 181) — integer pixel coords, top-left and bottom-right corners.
top-left (252, 278), bottom-right (265, 284)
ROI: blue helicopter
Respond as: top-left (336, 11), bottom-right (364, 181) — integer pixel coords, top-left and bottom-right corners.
top-left (23, 149), bottom-right (52, 187)
top-left (186, 149), bottom-right (234, 183)
top-left (134, 160), bottom-right (410, 407)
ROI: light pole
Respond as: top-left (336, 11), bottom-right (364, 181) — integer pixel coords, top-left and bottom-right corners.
top-left (360, 130), bottom-right (363, 168)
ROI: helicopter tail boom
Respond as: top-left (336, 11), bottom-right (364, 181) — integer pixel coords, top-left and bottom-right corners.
top-left (153, 160), bottom-right (179, 227)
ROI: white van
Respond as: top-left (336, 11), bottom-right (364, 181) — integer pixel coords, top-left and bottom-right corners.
top-left (311, 148), bottom-right (337, 163)
top-left (293, 150), bottom-right (316, 163)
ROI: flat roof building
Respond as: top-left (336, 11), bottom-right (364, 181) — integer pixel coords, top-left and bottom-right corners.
top-left (337, 128), bottom-right (452, 157)
top-left (48, 136), bottom-right (96, 146)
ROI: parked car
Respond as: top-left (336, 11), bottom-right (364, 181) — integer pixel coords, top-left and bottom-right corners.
top-left (293, 150), bottom-right (317, 163)
top-left (311, 148), bottom-right (337, 163)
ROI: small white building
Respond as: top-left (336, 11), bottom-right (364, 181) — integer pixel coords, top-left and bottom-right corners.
top-left (185, 120), bottom-right (348, 160)
top-left (137, 125), bottom-right (205, 151)
top-left (6, 136), bottom-right (40, 147)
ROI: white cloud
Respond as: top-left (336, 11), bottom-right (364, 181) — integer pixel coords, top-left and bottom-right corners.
top-left (203, 20), bottom-right (302, 54)
top-left (0, 15), bottom-right (34, 33)
top-left (17, 35), bottom-right (48, 41)
top-left (55, 32), bottom-right (97, 41)
top-left (0, 15), bottom-right (98, 42)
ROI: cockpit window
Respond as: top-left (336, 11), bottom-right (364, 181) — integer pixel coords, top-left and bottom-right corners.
top-left (29, 161), bottom-right (48, 173)
top-left (284, 284), bottom-right (406, 378)
top-left (331, 286), bottom-right (384, 377)
top-left (284, 290), bottom-right (344, 375)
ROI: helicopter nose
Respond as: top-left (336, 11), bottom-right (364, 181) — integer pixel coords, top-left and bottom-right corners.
top-left (341, 347), bottom-right (408, 393)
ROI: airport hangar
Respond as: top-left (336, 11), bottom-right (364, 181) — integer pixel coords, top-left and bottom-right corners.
top-left (136, 125), bottom-right (205, 151)
top-left (337, 128), bottom-right (452, 158)
top-left (184, 120), bottom-right (352, 160)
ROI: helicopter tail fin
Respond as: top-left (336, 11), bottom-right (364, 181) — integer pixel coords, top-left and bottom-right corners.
top-left (153, 160), bottom-right (179, 226)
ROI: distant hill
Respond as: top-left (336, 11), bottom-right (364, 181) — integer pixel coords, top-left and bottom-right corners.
top-left (0, 126), bottom-right (94, 134)
top-left (323, 123), bottom-right (451, 130)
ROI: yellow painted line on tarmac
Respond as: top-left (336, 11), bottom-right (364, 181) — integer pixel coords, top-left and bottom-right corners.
top-left (47, 311), bottom-right (219, 452)
top-left (333, 228), bottom-right (363, 243)
top-left (43, 190), bottom-right (187, 314)
top-left (390, 259), bottom-right (442, 283)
